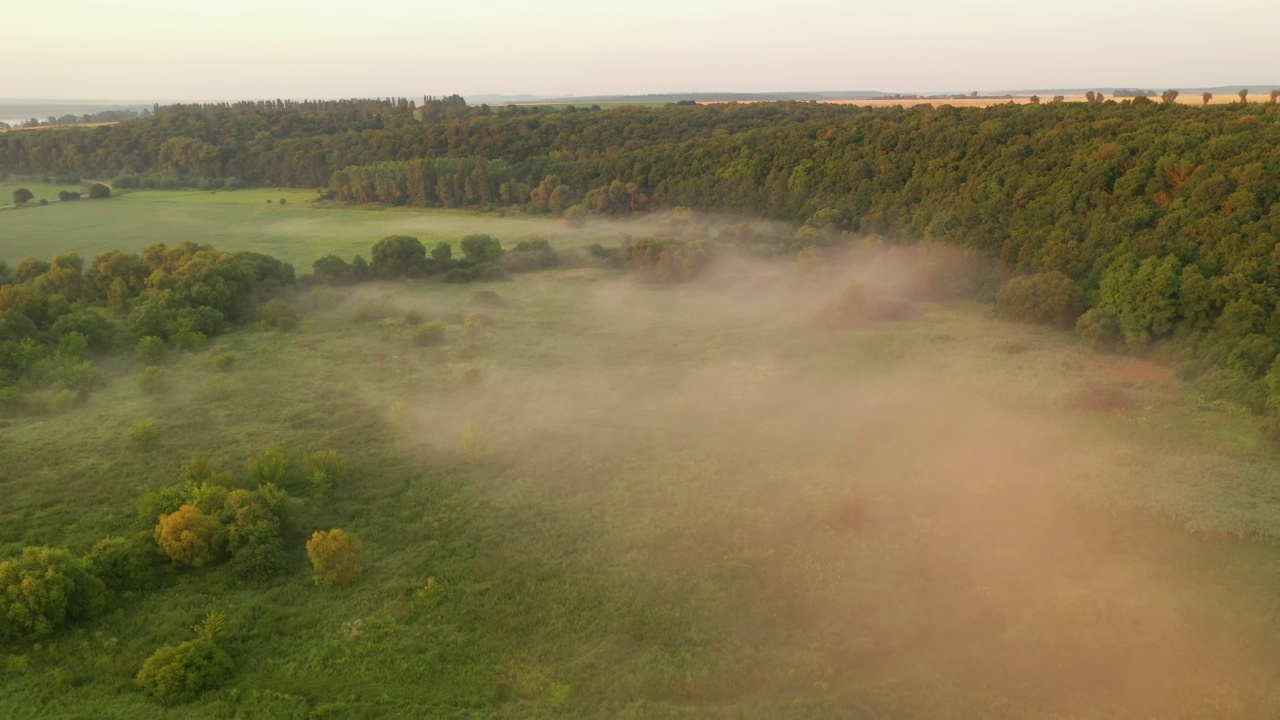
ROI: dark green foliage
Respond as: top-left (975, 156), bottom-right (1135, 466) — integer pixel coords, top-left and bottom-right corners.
top-left (503, 237), bottom-right (558, 272)
top-left (88, 183), bottom-right (111, 199)
top-left (57, 190), bottom-right (82, 201)
top-left (997, 271), bottom-right (1084, 327)
top-left (431, 241), bottom-right (453, 265)
top-left (86, 534), bottom-right (171, 592)
top-left (311, 254), bottom-right (353, 283)
top-left (12, 188), bottom-right (33, 205)
top-left (305, 450), bottom-right (345, 497)
top-left (371, 235), bottom-right (426, 277)
top-left (136, 614), bottom-right (234, 702)
top-left (460, 234), bottom-right (504, 264)
top-left (223, 486), bottom-right (289, 582)
top-left (0, 547), bottom-right (108, 641)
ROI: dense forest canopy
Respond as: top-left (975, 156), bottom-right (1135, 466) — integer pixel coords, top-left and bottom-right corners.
top-left (5, 97), bottom-right (1280, 414)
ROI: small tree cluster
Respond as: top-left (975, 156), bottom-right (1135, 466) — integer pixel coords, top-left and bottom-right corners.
top-left (621, 237), bottom-right (715, 282)
top-left (306, 529), bottom-right (364, 586)
top-left (996, 271), bottom-right (1084, 327)
top-left (136, 612), bottom-right (234, 703)
top-left (0, 547), bottom-right (108, 641)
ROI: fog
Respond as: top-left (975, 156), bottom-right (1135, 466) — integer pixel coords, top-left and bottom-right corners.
top-left (316, 236), bottom-right (1280, 715)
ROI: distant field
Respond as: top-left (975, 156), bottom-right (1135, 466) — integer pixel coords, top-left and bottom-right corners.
top-left (0, 188), bottom-right (592, 269)
top-left (0, 181), bottom-right (96, 205)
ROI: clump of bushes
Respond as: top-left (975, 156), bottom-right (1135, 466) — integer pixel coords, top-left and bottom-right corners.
top-left (413, 321), bottom-right (446, 346)
top-left (815, 280), bottom-right (918, 330)
top-left (996, 271), bottom-right (1083, 327)
top-left (621, 237), bottom-right (714, 282)
top-left (306, 450), bottom-right (345, 497)
top-left (247, 443), bottom-right (292, 485)
top-left (129, 419), bottom-right (162, 449)
top-left (138, 366), bottom-right (169, 395)
top-left (136, 612), bottom-right (234, 703)
top-left (306, 529), bottom-right (364, 586)
top-left (0, 547), bottom-right (108, 641)
top-left (137, 335), bottom-right (167, 364)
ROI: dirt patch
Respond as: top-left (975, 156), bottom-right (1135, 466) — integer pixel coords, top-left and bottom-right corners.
top-left (1105, 359), bottom-right (1174, 385)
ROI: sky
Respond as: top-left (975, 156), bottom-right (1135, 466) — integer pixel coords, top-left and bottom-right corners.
top-left (4, 0), bottom-right (1278, 101)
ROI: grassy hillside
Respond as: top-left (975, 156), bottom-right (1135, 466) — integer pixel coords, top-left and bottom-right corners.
top-left (4, 249), bottom-right (1280, 717)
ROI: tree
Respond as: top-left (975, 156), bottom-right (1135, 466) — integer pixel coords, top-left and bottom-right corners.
top-left (370, 235), bottom-right (426, 277)
top-left (306, 529), bottom-right (363, 586)
top-left (88, 183), bottom-right (111, 199)
top-left (12, 188), bottom-right (33, 206)
top-left (1238, 88), bottom-right (1249, 104)
top-left (460, 234), bottom-right (503, 263)
top-left (154, 505), bottom-right (224, 567)
top-left (136, 613), bottom-right (234, 702)
top-left (1271, 89), bottom-right (1280, 104)
top-left (431, 241), bottom-right (453, 266)
top-left (1202, 92), bottom-right (1213, 105)
top-left (1029, 95), bottom-right (1040, 105)
top-left (0, 547), bottom-right (108, 641)
top-left (996, 271), bottom-right (1084, 327)
top-left (1161, 89), bottom-right (1179, 105)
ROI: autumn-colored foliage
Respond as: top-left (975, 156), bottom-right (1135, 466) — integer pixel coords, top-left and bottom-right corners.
top-left (155, 505), bottom-right (224, 567)
top-left (306, 529), bottom-right (364, 586)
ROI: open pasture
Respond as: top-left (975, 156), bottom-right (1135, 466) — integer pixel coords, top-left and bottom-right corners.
top-left (0, 189), bottom-right (589, 269)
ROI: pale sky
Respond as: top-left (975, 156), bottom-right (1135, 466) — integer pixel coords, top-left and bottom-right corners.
top-left (4, 0), bottom-right (1277, 100)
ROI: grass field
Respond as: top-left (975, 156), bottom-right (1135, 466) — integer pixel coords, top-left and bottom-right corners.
top-left (4, 237), bottom-right (1280, 717)
top-left (0, 188), bottom-right (594, 270)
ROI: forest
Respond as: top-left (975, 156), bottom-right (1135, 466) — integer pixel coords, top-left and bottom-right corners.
top-left (4, 97), bottom-right (1280, 416)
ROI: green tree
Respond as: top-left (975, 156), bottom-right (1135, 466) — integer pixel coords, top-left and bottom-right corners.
top-left (460, 234), bottom-right (504, 263)
top-left (0, 547), bottom-right (108, 641)
top-left (88, 183), bottom-right (111, 199)
top-left (1161, 89), bottom-right (1180, 105)
top-left (12, 188), bottom-right (33, 206)
top-left (996, 271), bottom-right (1084, 327)
top-left (370, 235), bottom-right (426, 277)
top-left (136, 613), bottom-right (234, 702)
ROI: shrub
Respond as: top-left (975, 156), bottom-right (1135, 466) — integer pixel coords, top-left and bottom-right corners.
top-left (137, 335), bottom-right (167, 364)
top-left (996, 271), bottom-right (1084, 327)
top-left (371, 235), bottom-right (426, 277)
top-left (0, 547), bottom-right (108, 641)
top-left (214, 352), bottom-right (237, 370)
top-left (129, 420), bottom-right (162, 450)
top-left (306, 529), bottom-right (364, 586)
top-left (138, 366), bottom-right (169, 395)
top-left (88, 183), bottom-right (111, 199)
top-left (622, 237), bottom-right (714, 282)
top-left (1076, 309), bottom-right (1122, 351)
top-left (413, 321), bottom-right (446, 346)
top-left (306, 450), bottom-right (345, 497)
top-left (136, 613), bottom-right (234, 702)
top-left (86, 533), bottom-right (171, 592)
top-left (247, 444), bottom-right (292, 485)
top-left (12, 188), bottom-right (33, 206)
top-left (257, 299), bottom-right (300, 332)
top-left (460, 234), bottom-right (504, 263)
top-left (470, 290), bottom-right (507, 308)
top-left (155, 505), bottom-right (224, 567)
top-left (224, 488), bottom-right (289, 582)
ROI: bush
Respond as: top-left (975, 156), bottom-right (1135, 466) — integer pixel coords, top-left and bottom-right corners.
top-left (1076, 309), bottom-right (1122, 351)
top-left (137, 335), bottom-right (167, 364)
top-left (0, 547), bottom-right (109, 641)
top-left (86, 534), bottom-right (171, 592)
top-left (129, 420), bottom-right (162, 450)
top-left (257, 299), bottom-right (299, 331)
top-left (371, 235), bottom-right (426, 277)
top-left (12, 188), bottom-right (33, 206)
top-left (136, 613), bottom-right (234, 703)
top-left (138, 366), bottom-right (169, 395)
top-left (413, 321), bottom-right (446, 346)
top-left (306, 529), bottom-right (364, 586)
top-left (247, 444), bottom-right (292, 485)
top-left (88, 183), bottom-right (111, 199)
top-left (996, 271), bottom-right (1084, 327)
top-left (470, 290), bottom-right (507, 308)
top-left (214, 352), bottom-right (237, 370)
top-left (622, 237), bottom-right (714, 282)
top-left (154, 505), bottom-right (224, 567)
top-left (306, 450), bottom-right (346, 497)
top-left (224, 488), bottom-right (289, 583)
top-left (460, 234), bottom-right (504, 263)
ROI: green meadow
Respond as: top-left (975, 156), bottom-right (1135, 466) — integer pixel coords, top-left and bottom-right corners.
top-left (0, 188), bottom-right (578, 269)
